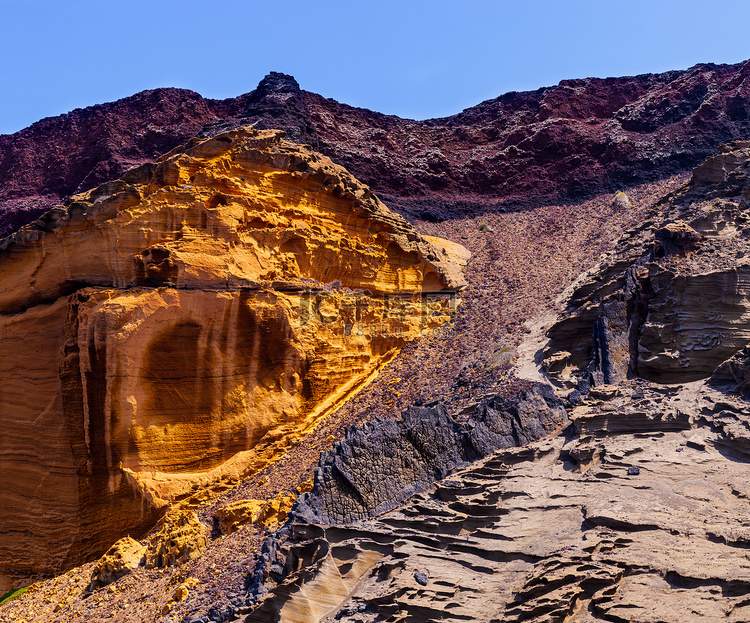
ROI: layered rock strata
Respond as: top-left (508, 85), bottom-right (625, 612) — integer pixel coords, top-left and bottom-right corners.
top-left (544, 141), bottom-right (750, 386)
top-left (241, 380), bottom-right (750, 623)
top-left (0, 127), bottom-right (466, 591)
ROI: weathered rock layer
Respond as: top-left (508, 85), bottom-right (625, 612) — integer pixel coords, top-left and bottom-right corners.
top-left (545, 140), bottom-right (750, 387)
top-left (0, 128), bottom-right (466, 592)
top-left (237, 143), bottom-right (750, 623)
top-left (5, 61), bottom-right (750, 234)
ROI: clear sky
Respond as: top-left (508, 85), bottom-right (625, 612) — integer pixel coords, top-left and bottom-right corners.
top-left (2, 0), bottom-right (750, 135)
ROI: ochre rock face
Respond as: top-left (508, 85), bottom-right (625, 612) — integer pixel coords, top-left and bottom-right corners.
top-left (0, 128), bottom-right (466, 591)
top-left (0, 128), bottom-right (464, 312)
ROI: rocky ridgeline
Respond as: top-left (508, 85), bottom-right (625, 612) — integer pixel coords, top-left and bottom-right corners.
top-left (5, 61), bottom-right (750, 235)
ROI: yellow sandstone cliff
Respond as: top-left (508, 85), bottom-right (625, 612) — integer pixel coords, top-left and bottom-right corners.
top-left (0, 128), bottom-right (467, 591)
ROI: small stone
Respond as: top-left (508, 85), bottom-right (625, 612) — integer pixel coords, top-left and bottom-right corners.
top-left (173, 585), bottom-right (189, 602)
top-left (336, 605), bottom-right (359, 619)
top-left (612, 190), bottom-right (632, 211)
top-left (414, 572), bottom-right (429, 586)
top-left (627, 466), bottom-right (641, 476)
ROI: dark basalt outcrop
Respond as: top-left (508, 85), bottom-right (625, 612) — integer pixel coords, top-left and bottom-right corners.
top-left (245, 383), bottom-right (566, 609)
top-left (6, 61), bottom-right (750, 235)
top-left (291, 383), bottom-right (566, 526)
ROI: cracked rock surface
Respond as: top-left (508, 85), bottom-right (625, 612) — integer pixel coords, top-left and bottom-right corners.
top-left (291, 384), bottom-right (566, 526)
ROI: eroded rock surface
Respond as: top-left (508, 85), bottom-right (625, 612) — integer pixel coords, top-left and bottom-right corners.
top-left (87, 538), bottom-right (146, 592)
top-left (87, 509), bottom-right (208, 591)
top-left (0, 127), bottom-right (466, 592)
top-left (243, 381), bottom-right (750, 623)
top-left (545, 141), bottom-right (750, 386)
top-left (236, 144), bottom-right (750, 623)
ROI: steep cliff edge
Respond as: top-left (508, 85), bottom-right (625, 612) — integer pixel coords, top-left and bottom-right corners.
top-left (5, 61), bottom-right (750, 235)
top-left (0, 127), bottom-right (466, 592)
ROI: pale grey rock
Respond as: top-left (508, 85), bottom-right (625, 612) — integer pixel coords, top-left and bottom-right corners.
top-left (243, 381), bottom-right (750, 623)
top-left (710, 345), bottom-right (750, 394)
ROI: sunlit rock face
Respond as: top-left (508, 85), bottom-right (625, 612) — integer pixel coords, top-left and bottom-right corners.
top-left (0, 127), bottom-right (467, 591)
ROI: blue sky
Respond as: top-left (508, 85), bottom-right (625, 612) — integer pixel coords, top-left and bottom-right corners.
top-left (2, 0), bottom-right (750, 135)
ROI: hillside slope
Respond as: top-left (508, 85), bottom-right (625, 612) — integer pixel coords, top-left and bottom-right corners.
top-left (4, 61), bottom-right (750, 235)
top-left (4, 61), bottom-right (750, 623)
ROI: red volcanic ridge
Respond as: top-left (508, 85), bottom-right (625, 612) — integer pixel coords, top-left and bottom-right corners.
top-left (3, 61), bottom-right (750, 235)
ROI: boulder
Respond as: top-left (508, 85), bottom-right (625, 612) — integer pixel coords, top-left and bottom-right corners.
top-left (710, 346), bottom-right (750, 394)
top-left (654, 221), bottom-right (704, 256)
top-left (87, 537), bottom-right (146, 591)
top-left (144, 509), bottom-right (208, 569)
top-left (611, 190), bottom-right (632, 211)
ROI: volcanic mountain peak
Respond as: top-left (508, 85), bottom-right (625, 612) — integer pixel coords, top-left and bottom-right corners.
top-left (6, 59), bottom-right (750, 622)
top-left (247, 72), bottom-right (302, 98)
top-left (242, 72), bottom-right (305, 116)
top-left (6, 59), bottom-right (750, 238)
